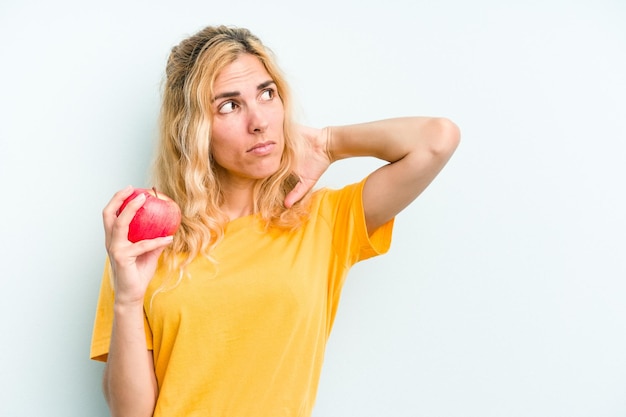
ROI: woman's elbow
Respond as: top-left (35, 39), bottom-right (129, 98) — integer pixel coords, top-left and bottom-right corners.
top-left (427, 117), bottom-right (461, 159)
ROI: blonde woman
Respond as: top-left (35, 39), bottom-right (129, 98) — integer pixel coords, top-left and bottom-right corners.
top-left (91, 25), bottom-right (460, 417)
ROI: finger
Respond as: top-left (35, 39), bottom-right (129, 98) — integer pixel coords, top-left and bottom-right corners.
top-left (125, 235), bottom-right (174, 261)
top-left (102, 186), bottom-right (134, 229)
top-left (103, 187), bottom-right (147, 247)
top-left (109, 192), bottom-right (147, 244)
top-left (114, 191), bottom-right (146, 223)
top-left (284, 180), bottom-right (307, 208)
top-left (103, 186), bottom-right (135, 245)
top-left (133, 235), bottom-right (174, 253)
top-left (108, 233), bottom-right (172, 270)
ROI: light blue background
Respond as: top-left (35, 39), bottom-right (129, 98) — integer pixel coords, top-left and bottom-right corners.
top-left (1, 1), bottom-right (625, 416)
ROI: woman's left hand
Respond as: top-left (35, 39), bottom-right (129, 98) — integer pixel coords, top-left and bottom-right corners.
top-left (284, 125), bottom-right (332, 208)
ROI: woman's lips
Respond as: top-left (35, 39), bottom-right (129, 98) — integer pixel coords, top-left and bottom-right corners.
top-left (247, 141), bottom-right (276, 155)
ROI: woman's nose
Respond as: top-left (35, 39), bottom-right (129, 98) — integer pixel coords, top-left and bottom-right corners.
top-left (248, 105), bottom-right (269, 133)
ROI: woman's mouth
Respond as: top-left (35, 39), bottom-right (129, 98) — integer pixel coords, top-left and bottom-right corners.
top-left (247, 141), bottom-right (276, 155)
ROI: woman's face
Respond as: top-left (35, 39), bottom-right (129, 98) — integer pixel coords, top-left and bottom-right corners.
top-left (210, 53), bottom-right (285, 187)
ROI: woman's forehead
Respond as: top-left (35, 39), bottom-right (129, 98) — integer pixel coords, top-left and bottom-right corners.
top-left (214, 54), bottom-right (271, 89)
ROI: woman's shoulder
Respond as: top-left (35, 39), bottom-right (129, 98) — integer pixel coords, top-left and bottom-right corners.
top-left (308, 179), bottom-right (366, 213)
top-left (311, 178), bottom-right (366, 202)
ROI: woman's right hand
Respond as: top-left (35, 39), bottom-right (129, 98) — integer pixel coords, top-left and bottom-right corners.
top-left (102, 186), bottom-right (174, 306)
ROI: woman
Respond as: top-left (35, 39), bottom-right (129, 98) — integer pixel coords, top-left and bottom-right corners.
top-left (91, 25), bottom-right (460, 417)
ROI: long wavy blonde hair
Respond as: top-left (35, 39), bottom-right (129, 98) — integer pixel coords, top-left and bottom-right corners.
top-left (151, 25), bottom-right (311, 273)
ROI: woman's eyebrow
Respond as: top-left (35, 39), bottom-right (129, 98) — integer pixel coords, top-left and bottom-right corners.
top-left (212, 80), bottom-right (275, 102)
top-left (213, 90), bottom-right (239, 102)
top-left (257, 80), bottom-right (275, 90)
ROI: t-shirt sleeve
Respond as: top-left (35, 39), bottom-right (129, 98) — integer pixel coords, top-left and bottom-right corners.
top-left (89, 258), bottom-right (154, 362)
top-left (320, 175), bottom-right (395, 267)
top-left (316, 177), bottom-right (395, 329)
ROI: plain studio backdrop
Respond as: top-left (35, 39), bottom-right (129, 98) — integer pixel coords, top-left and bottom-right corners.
top-left (1, 1), bottom-right (624, 416)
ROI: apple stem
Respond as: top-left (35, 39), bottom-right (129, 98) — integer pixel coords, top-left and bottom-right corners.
top-left (152, 186), bottom-right (159, 199)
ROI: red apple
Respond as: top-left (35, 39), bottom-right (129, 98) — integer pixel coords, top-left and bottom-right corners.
top-left (116, 187), bottom-right (182, 243)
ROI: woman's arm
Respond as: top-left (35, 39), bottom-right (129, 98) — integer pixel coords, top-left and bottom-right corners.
top-left (101, 187), bottom-right (173, 416)
top-left (286, 117), bottom-right (460, 234)
top-left (330, 117), bottom-right (460, 234)
top-left (103, 305), bottom-right (158, 417)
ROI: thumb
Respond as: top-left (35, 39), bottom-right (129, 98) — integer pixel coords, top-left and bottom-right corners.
top-left (284, 180), bottom-right (309, 208)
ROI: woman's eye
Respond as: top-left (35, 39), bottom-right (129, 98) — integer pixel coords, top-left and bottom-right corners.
top-left (260, 88), bottom-right (275, 101)
top-left (218, 101), bottom-right (238, 114)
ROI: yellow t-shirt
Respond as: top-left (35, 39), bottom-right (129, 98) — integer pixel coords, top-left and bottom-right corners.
top-left (90, 179), bottom-right (394, 417)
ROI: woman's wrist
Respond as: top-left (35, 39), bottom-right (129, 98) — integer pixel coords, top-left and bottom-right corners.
top-left (322, 126), bottom-right (336, 164)
top-left (113, 297), bottom-right (146, 313)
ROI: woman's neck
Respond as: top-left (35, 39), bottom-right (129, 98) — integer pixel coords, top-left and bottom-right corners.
top-left (220, 182), bottom-right (256, 221)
